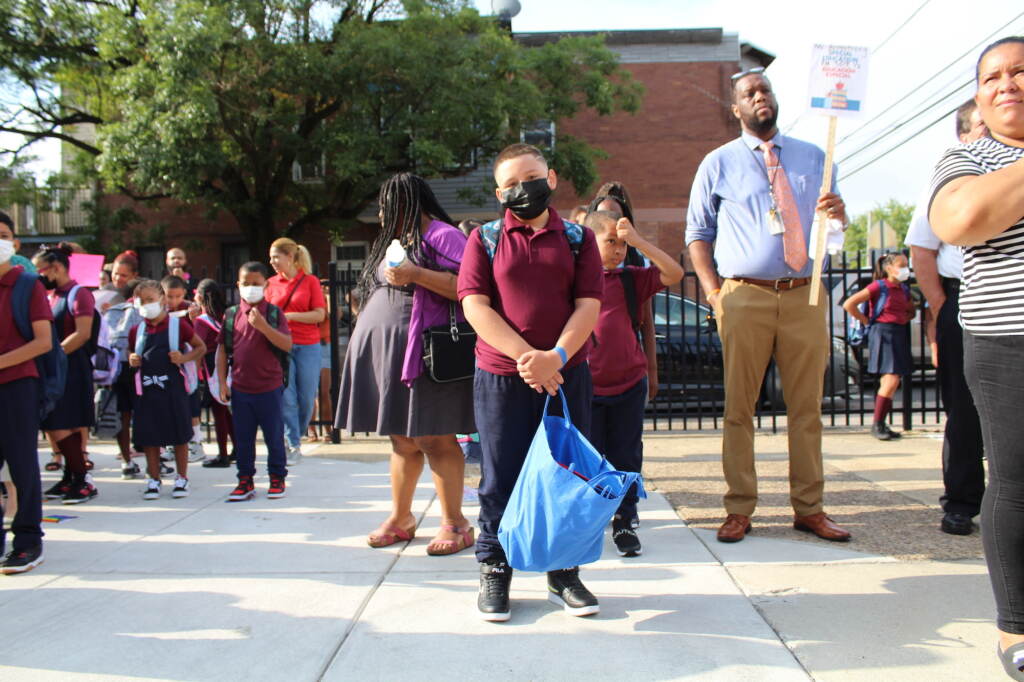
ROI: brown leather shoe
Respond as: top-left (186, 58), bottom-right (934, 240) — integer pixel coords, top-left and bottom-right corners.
top-left (793, 512), bottom-right (851, 542)
top-left (717, 514), bottom-right (751, 543)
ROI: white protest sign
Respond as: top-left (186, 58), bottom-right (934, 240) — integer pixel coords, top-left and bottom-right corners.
top-left (808, 44), bottom-right (869, 118)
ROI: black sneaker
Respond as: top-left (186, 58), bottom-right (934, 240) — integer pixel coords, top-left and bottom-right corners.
top-left (121, 461), bottom-right (141, 480)
top-left (871, 422), bottom-right (893, 441)
top-left (941, 511), bottom-right (974, 536)
top-left (478, 562), bottom-right (513, 622)
top-left (630, 515), bottom-right (640, 530)
top-left (612, 518), bottom-right (643, 557)
top-left (202, 454), bottom-right (231, 468)
top-left (883, 423), bottom-right (902, 439)
top-left (44, 470), bottom-right (72, 500)
top-left (547, 567), bottom-right (599, 616)
top-left (1, 546), bottom-right (44, 575)
top-left (160, 463), bottom-right (174, 475)
top-left (228, 476), bottom-right (255, 502)
top-left (62, 475), bottom-right (97, 505)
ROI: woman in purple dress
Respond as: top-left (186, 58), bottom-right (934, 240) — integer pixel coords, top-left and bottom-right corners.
top-left (336, 173), bottom-right (475, 555)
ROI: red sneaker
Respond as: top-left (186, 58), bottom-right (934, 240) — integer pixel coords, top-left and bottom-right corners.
top-left (267, 475), bottom-right (286, 499)
top-left (228, 476), bottom-right (255, 502)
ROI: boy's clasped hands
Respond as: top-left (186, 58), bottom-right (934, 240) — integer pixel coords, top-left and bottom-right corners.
top-left (517, 349), bottom-right (564, 396)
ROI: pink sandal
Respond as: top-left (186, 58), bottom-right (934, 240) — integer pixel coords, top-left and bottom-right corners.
top-left (367, 523), bottom-right (416, 548)
top-left (426, 525), bottom-right (475, 556)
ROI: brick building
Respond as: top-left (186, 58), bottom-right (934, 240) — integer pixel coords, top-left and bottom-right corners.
top-left (52, 28), bottom-right (773, 281)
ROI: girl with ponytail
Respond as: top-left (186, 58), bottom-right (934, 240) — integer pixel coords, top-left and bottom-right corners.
top-left (266, 237), bottom-right (327, 464)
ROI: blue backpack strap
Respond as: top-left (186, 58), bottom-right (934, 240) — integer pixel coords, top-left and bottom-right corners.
top-left (11, 271), bottom-right (36, 341)
top-left (562, 220), bottom-right (584, 258)
top-left (869, 280), bottom-right (889, 325)
top-left (134, 321), bottom-right (147, 357)
top-left (480, 219), bottom-right (502, 261)
top-left (169, 315), bottom-right (180, 352)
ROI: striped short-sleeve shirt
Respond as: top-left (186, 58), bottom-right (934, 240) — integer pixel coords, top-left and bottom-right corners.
top-left (930, 137), bottom-right (1024, 335)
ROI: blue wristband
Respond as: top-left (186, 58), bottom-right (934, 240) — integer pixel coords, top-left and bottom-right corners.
top-left (553, 346), bottom-right (568, 367)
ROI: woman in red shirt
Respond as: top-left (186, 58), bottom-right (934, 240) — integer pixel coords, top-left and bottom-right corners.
top-left (266, 237), bottom-right (326, 464)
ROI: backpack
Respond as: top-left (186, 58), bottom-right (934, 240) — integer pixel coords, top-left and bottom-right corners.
top-left (847, 280), bottom-right (910, 348)
top-left (134, 316), bottom-right (199, 395)
top-left (93, 386), bottom-right (121, 438)
top-left (58, 284), bottom-right (118, 385)
top-left (196, 313), bottom-right (231, 404)
top-left (11, 271), bottom-right (68, 419)
top-left (222, 303), bottom-right (290, 388)
top-left (479, 218), bottom-right (585, 262)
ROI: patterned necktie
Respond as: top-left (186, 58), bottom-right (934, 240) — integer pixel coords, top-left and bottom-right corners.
top-left (761, 141), bottom-right (807, 272)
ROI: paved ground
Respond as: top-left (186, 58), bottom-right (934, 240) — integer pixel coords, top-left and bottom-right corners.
top-left (0, 428), bottom-right (1002, 681)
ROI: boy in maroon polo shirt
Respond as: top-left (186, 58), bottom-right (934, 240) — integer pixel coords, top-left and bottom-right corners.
top-left (585, 211), bottom-right (683, 558)
top-left (216, 262), bottom-right (293, 501)
top-left (458, 143), bottom-right (603, 622)
top-left (0, 244), bottom-right (54, 573)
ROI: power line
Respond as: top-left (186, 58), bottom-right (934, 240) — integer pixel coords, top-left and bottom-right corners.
top-left (842, 103), bottom-right (960, 180)
top-left (837, 77), bottom-right (973, 165)
top-left (872, 0), bottom-right (934, 54)
top-left (837, 9), bottom-right (1024, 146)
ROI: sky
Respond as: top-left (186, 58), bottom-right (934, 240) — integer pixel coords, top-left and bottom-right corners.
top-left (473, 0), bottom-right (1024, 216)
top-left (14, 0), bottom-right (1024, 218)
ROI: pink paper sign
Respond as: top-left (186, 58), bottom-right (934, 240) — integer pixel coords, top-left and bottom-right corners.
top-left (68, 253), bottom-right (105, 288)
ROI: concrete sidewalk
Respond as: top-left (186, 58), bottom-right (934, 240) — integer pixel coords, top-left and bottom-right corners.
top-left (0, 437), bottom-right (1002, 681)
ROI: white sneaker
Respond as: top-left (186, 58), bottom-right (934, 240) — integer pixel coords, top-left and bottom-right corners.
top-left (286, 445), bottom-right (302, 466)
top-left (187, 441), bottom-right (205, 463)
top-left (143, 479), bottom-right (161, 500)
top-left (171, 477), bottom-right (190, 498)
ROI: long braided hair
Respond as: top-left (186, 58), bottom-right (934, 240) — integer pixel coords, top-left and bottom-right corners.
top-left (195, 278), bottom-right (227, 323)
top-left (355, 173), bottom-right (457, 306)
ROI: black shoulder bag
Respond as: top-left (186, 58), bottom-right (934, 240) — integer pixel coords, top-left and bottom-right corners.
top-left (422, 302), bottom-right (476, 383)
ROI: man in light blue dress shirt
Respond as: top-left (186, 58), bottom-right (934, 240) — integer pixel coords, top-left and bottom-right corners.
top-left (685, 68), bottom-right (851, 544)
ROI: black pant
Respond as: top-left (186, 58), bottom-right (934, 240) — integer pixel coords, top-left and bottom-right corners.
top-left (0, 378), bottom-right (43, 554)
top-left (965, 331), bottom-right (1024, 633)
top-left (590, 376), bottom-right (647, 519)
top-left (936, 279), bottom-right (985, 516)
top-left (474, 364), bottom-right (592, 565)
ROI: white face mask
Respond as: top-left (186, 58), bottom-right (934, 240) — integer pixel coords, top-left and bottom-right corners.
top-left (895, 267), bottom-right (911, 282)
top-left (137, 301), bottom-right (164, 320)
top-left (239, 285), bottom-right (264, 304)
top-left (0, 239), bottom-right (15, 265)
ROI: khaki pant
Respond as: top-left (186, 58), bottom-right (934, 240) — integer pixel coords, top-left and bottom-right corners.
top-left (715, 278), bottom-right (828, 517)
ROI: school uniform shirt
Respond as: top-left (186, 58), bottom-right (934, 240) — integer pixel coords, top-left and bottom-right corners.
top-left (590, 266), bottom-right (665, 396)
top-left (0, 265), bottom-right (53, 384)
top-left (216, 299), bottom-right (291, 393)
top-left (866, 280), bottom-right (914, 324)
top-left (265, 269), bottom-right (326, 346)
top-left (51, 279), bottom-right (95, 339)
top-left (194, 314), bottom-right (221, 376)
top-left (457, 207), bottom-right (604, 376)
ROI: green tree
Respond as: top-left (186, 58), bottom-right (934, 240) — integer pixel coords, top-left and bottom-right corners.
top-left (843, 198), bottom-right (915, 254)
top-left (0, 0), bottom-right (643, 256)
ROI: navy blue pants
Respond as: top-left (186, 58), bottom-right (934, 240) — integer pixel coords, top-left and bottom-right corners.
top-left (231, 387), bottom-right (287, 478)
top-left (590, 376), bottom-right (647, 520)
top-left (474, 363), bottom-right (592, 565)
top-left (0, 378), bottom-right (43, 553)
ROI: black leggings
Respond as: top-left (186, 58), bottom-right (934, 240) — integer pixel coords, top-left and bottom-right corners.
top-left (965, 332), bottom-right (1024, 633)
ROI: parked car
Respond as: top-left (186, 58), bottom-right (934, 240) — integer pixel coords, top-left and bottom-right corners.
top-left (649, 290), bottom-right (859, 410)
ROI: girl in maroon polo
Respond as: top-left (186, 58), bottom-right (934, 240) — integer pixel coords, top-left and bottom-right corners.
top-left (36, 244), bottom-right (98, 505)
top-left (0, 238), bottom-right (53, 573)
top-left (128, 280), bottom-right (207, 500)
top-left (194, 278), bottom-right (235, 469)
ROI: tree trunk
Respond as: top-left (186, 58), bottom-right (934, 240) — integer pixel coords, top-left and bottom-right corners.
top-left (234, 211), bottom-right (278, 268)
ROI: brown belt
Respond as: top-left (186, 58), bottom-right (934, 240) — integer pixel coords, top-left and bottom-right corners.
top-left (731, 276), bottom-right (811, 291)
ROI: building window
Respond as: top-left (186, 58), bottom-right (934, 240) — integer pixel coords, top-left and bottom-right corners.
top-left (292, 151), bottom-right (326, 183)
top-left (333, 241), bottom-right (368, 281)
top-left (521, 120), bottom-right (555, 151)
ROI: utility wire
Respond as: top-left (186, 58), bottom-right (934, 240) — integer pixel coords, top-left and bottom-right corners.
top-left (842, 103), bottom-right (960, 180)
top-left (837, 9), bottom-right (1024, 145)
top-left (838, 77), bottom-right (973, 164)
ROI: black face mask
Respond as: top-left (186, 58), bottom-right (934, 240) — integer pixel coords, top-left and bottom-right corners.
top-left (39, 275), bottom-right (58, 290)
top-left (500, 178), bottom-right (552, 221)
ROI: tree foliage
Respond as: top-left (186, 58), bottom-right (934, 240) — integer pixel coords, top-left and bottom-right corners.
top-left (0, 0), bottom-right (643, 255)
top-left (843, 198), bottom-right (915, 254)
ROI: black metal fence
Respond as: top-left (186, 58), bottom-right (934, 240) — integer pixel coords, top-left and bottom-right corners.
top-left (196, 252), bottom-right (946, 441)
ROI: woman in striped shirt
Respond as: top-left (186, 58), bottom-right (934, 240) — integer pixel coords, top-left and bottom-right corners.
top-left (930, 36), bottom-right (1024, 680)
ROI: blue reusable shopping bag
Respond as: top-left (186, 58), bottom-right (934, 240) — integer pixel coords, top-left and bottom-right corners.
top-left (498, 388), bottom-right (646, 573)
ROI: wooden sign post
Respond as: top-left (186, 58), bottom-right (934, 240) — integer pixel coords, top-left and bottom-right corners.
top-left (808, 116), bottom-right (837, 305)
top-left (805, 44), bottom-right (869, 305)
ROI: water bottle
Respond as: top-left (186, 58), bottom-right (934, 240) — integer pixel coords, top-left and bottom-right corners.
top-left (385, 239), bottom-right (406, 267)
